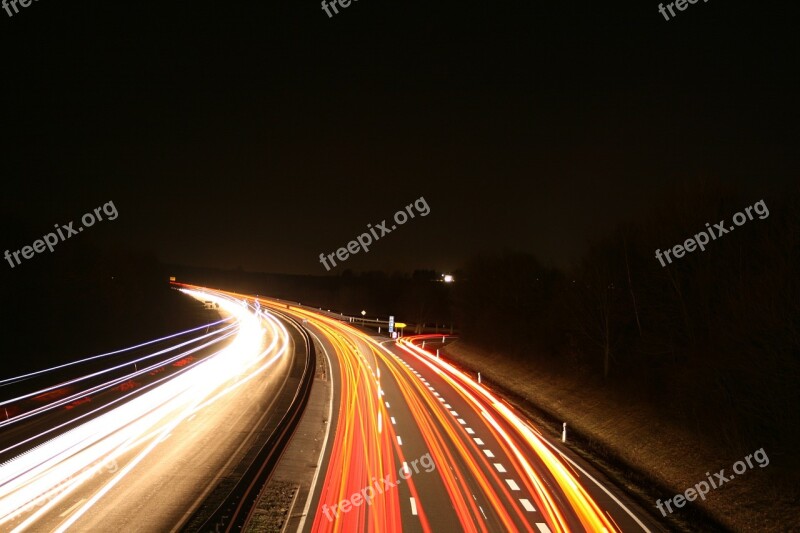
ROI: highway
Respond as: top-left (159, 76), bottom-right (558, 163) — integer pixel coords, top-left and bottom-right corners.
top-left (290, 314), bottom-right (659, 532)
top-left (198, 286), bottom-right (665, 533)
top-left (0, 289), bottom-right (301, 532)
top-left (1, 283), bottom-right (664, 532)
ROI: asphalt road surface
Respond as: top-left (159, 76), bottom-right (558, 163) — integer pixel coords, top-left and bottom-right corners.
top-left (246, 291), bottom-right (666, 533)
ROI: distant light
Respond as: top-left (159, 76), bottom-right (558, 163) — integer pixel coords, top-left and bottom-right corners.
top-left (443, 274), bottom-right (454, 283)
top-left (361, 310), bottom-right (366, 316)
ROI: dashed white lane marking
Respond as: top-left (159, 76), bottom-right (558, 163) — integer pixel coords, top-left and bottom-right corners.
top-left (444, 403), bottom-right (452, 408)
top-left (434, 392), bottom-right (441, 397)
top-left (465, 427), bottom-right (475, 435)
top-left (391, 416), bottom-right (397, 425)
top-left (506, 479), bottom-right (520, 491)
top-left (494, 463), bottom-right (506, 473)
top-left (410, 497), bottom-right (418, 515)
top-left (457, 418), bottom-right (467, 425)
top-left (450, 410), bottom-right (459, 416)
top-left (385, 402), bottom-right (391, 408)
top-left (483, 449), bottom-right (495, 458)
top-left (397, 436), bottom-right (403, 445)
top-left (437, 397), bottom-right (445, 402)
top-left (535, 523), bottom-right (552, 532)
top-left (474, 438), bottom-right (485, 445)
top-left (520, 499), bottom-right (536, 512)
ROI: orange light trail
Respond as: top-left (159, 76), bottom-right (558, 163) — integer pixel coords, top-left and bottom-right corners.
top-left (397, 335), bottom-right (618, 533)
top-left (176, 284), bottom-right (621, 533)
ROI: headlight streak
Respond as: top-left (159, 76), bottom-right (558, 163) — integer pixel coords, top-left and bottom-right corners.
top-left (0, 321), bottom-right (239, 410)
top-left (0, 324), bottom-right (240, 430)
top-left (0, 328), bottom-right (241, 459)
top-left (0, 289), bottom-right (290, 531)
top-left (0, 316), bottom-right (235, 388)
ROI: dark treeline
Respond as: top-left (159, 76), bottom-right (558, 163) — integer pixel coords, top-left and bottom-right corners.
top-left (455, 182), bottom-right (800, 468)
top-left (174, 182), bottom-right (799, 463)
top-left (8, 180), bottom-right (794, 461)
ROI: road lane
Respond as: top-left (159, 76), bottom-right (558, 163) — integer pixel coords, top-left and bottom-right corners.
top-left (177, 285), bottom-right (663, 533)
top-left (0, 289), bottom-right (300, 532)
top-left (392, 335), bottom-right (663, 533)
top-left (257, 300), bottom-right (611, 532)
top-left (283, 306), bottom-right (659, 532)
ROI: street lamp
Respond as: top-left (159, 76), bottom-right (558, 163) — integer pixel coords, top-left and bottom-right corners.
top-left (361, 310), bottom-right (366, 327)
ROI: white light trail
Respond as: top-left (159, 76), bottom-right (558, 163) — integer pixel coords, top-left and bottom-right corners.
top-left (0, 289), bottom-right (290, 531)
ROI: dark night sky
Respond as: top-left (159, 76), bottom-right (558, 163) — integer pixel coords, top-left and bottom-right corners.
top-left (1, 0), bottom-right (798, 274)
